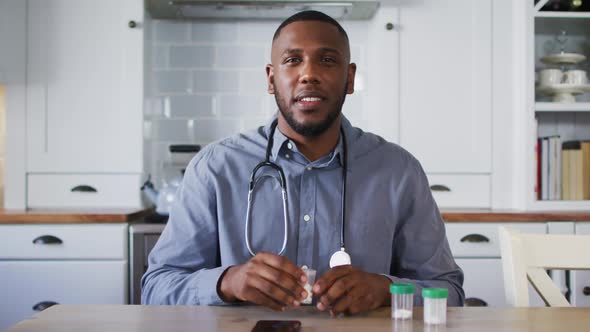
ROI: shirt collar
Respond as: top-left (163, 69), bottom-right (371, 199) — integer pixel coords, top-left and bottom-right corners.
top-left (264, 113), bottom-right (355, 170)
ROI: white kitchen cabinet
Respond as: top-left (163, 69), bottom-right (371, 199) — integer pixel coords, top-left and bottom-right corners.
top-left (365, 0), bottom-right (493, 208)
top-left (398, 0), bottom-right (492, 174)
top-left (427, 174), bottom-right (491, 208)
top-left (524, 3), bottom-right (590, 211)
top-left (571, 222), bottom-right (590, 307)
top-left (25, 0), bottom-right (144, 174)
top-left (0, 0), bottom-right (26, 84)
top-left (0, 261), bottom-right (127, 330)
top-left (0, 223), bottom-right (128, 331)
top-left (27, 174), bottom-right (143, 209)
top-left (446, 222), bottom-right (546, 307)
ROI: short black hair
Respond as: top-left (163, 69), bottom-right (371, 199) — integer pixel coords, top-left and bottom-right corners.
top-left (272, 10), bottom-right (349, 42)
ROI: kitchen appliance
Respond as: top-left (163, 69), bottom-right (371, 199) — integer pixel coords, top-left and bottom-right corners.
top-left (145, 0), bottom-right (379, 20)
top-left (141, 144), bottom-right (200, 216)
top-left (129, 223), bottom-right (166, 304)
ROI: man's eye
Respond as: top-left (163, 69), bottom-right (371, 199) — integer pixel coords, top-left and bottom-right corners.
top-left (285, 58), bottom-right (301, 64)
top-left (322, 57), bottom-right (336, 63)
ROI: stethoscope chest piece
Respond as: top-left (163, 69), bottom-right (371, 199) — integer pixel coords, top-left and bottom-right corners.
top-left (329, 248), bottom-right (351, 268)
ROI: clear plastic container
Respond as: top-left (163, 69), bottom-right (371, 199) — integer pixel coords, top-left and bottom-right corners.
top-left (390, 283), bottom-right (415, 320)
top-left (422, 288), bottom-right (448, 325)
top-left (301, 266), bottom-right (316, 305)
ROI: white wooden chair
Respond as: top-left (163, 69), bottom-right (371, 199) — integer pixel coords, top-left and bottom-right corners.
top-left (499, 226), bottom-right (590, 307)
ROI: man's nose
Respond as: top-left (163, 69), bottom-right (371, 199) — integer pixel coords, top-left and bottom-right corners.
top-left (298, 62), bottom-right (320, 84)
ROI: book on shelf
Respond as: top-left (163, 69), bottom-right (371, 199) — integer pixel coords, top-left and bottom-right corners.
top-left (538, 135), bottom-right (561, 200)
top-left (560, 140), bottom-right (590, 201)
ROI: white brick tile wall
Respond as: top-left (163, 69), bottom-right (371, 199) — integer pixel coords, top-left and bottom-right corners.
top-left (236, 22), bottom-right (277, 44)
top-left (168, 95), bottom-right (214, 118)
top-left (153, 119), bottom-right (198, 141)
top-left (194, 118), bottom-right (242, 142)
top-left (216, 45), bottom-right (268, 68)
top-left (218, 95), bottom-right (263, 117)
top-left (153, 71), bottom-right (191, 94)
top-left (239, 70), bottom-right (269, 95)
top-left (147, 20), bottom-right (369, 182)
top-left (170, 45), bottom-right (215, 68)
top-left (193, 70), bottom-right (240, 93)
top-left (152, 46), bottom-right (168, 68)
top-left (154, 21), bottom-right (189, 43)
top-left (191, 23), bottom-right (238, 43)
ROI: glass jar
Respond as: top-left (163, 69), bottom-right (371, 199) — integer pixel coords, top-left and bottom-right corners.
top-left (422, 288), bottom-right (448, 325)
top-left (390, 283), bottom-right (415, 320)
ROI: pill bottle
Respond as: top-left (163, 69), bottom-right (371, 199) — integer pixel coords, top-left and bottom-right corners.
top-left (422, 288), bottom-right (448, 325)
top-left (301, 266), bottom-right (316, 305)
top-left (390, 283), bottom-right (415, 320)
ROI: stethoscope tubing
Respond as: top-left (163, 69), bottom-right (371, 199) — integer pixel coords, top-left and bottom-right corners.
top-left (245, 119), bottom-right (347, 257)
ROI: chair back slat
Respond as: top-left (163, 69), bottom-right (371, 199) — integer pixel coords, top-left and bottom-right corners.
top-left (499, 226), bottom-right (590, 307)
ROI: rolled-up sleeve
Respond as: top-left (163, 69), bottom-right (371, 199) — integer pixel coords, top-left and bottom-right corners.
top-left (141, 146), bottom-right (230, 305)
top-left (384, 155), bottom-right (465, 306)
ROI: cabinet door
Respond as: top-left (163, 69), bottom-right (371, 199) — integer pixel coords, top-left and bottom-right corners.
top-left (456, 258), bottom-right (545, 307)
top-left (572, 223), bottom-right (590, 306)
top-left (0, 260), bottom-right (127, 331)
top-left (399, 0), bottom-right (492, 173)
top-left (0, 0), bottom-right (26, 84)
top-left (26, 0), bottom-right (143, 173)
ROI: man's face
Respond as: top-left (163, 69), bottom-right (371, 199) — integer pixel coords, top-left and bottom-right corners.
top-left (266, 21), bottom-right (356, 137)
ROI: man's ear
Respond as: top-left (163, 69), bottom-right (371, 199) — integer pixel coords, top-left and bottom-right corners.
top-left (346, 63), bottom-right (357, 94)
top-left (266, 64), bottom-right (275, 94)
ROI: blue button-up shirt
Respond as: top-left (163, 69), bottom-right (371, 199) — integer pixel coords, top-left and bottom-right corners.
top-left (142, 115), bottom-right (464, 306)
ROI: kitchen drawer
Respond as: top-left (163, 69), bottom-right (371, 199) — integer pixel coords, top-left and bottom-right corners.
top-left (571, 271), bottom-right (590, 307)
top-left (445, 223), bottom-right (546, 258)
top-left (0, 260), bottom-right (127, 331)
top-left (0, 224), bottom-right (127, 259)
top-left (427, 174), bottom-right (490, 208)
top-left (572, 223), bottom-right (590, 307)
top-left (456, 258), bottom-right (545, 307)
top-left (27, 174), bottom-right (143, 208)
top-left (575, 222), bottom-right (590, 235)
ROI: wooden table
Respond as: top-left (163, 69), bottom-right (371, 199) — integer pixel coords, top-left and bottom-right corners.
top-left (5, 305), bottom-right (590, 332)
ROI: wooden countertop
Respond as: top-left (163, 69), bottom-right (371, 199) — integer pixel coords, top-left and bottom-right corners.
top-left (0, 208), bottom-right (589, 224)
top-left (441, 209), bottom-right (590, 222)
top-left (0, 208), bottom-right (153, 224)
top-left (6, 305), bottom-right (590, 332)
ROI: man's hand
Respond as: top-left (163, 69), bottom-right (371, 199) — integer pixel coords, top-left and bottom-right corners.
top-left (218, 252), bottom-right (308, 311)
top-left (313, 265), bottom-right (391, 316)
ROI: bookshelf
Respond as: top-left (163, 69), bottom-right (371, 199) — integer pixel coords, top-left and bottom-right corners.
top-left (529, 0), bottom-right (590, 210)
top-left (535, 102), bottom-right (590, 112)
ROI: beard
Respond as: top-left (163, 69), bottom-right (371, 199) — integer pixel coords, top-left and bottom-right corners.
top-left (274, 83), bottom-right (348, 138)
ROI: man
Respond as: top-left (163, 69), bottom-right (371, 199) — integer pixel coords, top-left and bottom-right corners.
top-left (142, 10), bottom-right (464, 315)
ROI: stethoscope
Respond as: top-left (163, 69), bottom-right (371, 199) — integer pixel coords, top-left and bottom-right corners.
top-left (244, 119), bottom-right (352, 268)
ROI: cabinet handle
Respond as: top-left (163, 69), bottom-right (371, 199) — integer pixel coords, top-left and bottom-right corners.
top-left (32, 235), bottom-right (63, 245)
top-left (465, 297), bottom-right (488, 307)
top-left (70, 185), bottom-right (97, 193)
top-left (128, 20), bottom-right (137, 28)
top-left (430, 184), bottom-right (451, 192)
top-left (460, 234), bottom-right (490, 243)
top-left (32, 301), bottom-right (58, 311)
top-left (583, 287), bottom-right (590, 296)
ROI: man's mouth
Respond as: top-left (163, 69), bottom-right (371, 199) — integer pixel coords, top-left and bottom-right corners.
top-left (294, 94), bottom-right (325, 108)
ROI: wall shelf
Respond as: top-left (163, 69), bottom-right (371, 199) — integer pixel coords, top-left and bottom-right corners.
top-left (535, 102), bottom-right (590, 112)
top-left (534, 12), bottom-right (590, 19)
top-left (530, 200), bottom-right (590, 211)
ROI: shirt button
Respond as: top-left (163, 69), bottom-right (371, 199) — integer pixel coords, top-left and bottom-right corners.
top-left (285, 154), bottom-right (290, 159)
top-left (307, 166), bottom-right (313, 171)
top-left (287, 142), bottom-right (293, 150)
top-left (303, 214), bottom-right (311, 222)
